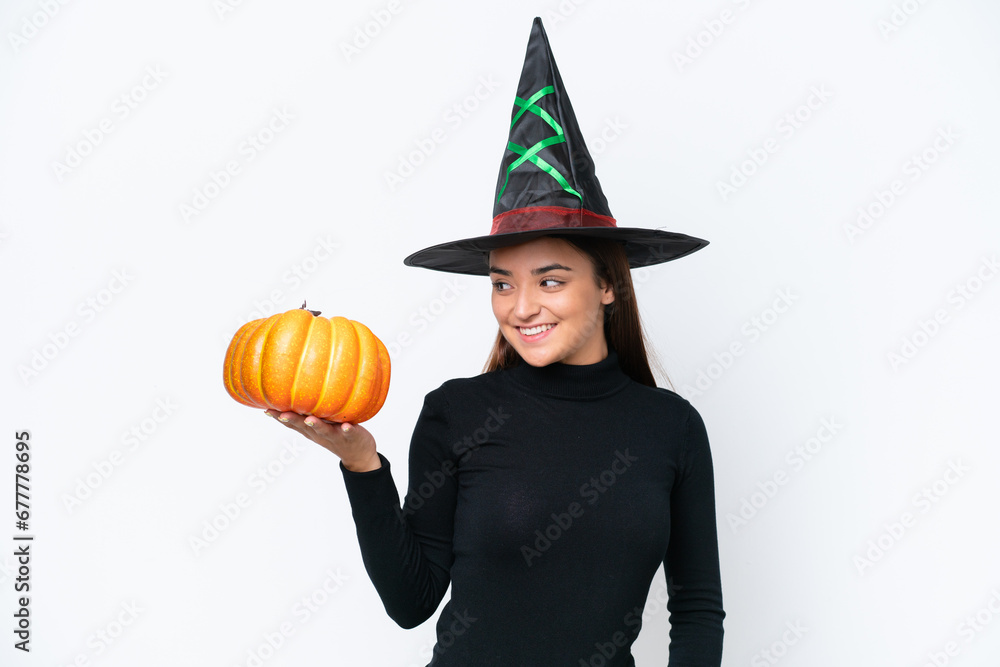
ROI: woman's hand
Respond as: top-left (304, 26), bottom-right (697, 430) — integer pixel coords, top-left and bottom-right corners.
top-left (264, 410), bottom-right (381, 472)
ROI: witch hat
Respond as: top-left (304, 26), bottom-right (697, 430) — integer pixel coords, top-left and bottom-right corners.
top-left (402, 16), bottom-right (708, 276)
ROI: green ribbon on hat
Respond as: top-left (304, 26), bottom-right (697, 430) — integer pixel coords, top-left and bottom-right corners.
top-left (497, 85), bottom-right (583, 204)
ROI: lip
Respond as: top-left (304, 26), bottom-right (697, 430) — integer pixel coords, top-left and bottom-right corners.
top-left (517, 323), bottom-right (557, 342)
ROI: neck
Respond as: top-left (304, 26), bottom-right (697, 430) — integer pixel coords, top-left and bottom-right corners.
top-left (506, 344), bottom-right (631, 400)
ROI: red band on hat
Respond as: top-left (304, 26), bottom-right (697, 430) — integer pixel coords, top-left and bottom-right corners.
top-left (490, 206), bottom-right (617, 236)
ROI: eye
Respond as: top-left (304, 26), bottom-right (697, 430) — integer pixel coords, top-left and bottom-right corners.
top-left (492, 278), bottom-right (563, 292)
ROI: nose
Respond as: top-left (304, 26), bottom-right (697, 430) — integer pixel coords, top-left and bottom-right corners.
top-left (512, 285), bottom-right (540, 322)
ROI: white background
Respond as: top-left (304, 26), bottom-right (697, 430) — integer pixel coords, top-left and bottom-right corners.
top-left (2, 0), bottom-right (1000, 665)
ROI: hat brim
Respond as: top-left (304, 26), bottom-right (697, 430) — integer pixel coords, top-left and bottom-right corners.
top-left (402, 227), bottom-right (709, 276)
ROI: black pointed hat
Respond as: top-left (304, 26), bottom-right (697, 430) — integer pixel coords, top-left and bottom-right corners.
top-left (403, 16), bottom-right (708, 276)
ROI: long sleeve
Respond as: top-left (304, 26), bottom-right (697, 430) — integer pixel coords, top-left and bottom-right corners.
top-left (339, 388), bottom-right (457, 629)
top-left (664, 403), bottom-right (726, 666)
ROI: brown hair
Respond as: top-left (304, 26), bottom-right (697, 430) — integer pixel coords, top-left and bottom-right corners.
top-left (479, 234), bottom-right (674, 391)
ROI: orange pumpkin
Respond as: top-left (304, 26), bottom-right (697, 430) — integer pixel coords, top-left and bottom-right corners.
top-left (223, 302), bottom-right (391, 423)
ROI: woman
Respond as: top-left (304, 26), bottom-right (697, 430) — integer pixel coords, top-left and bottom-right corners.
top-left (266, 17), bottom-right (725, 666)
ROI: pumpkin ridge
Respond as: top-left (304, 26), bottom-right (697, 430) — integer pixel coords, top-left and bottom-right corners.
top-left (340, 321), bottom-right (377, 421)
top-left (244, 314), bottom-right (282, 409)
top-left (233, 318), bottom-right (266, 406)
top-left (289, 312), bottom-right (319, 412)
top-left (367, 337), bottom-right (391, 419)
top-left (318, 317), bottom-right (358, 419)
top-left (308, 316), bottom-right (336, 417)
top-left (224, 320), bottom-right (260, 407)
top-left (257, 315), bottom-right (280, 410)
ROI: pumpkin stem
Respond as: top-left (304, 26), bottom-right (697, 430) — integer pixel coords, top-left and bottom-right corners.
top-left (300, 300), bottom-right (322, 317)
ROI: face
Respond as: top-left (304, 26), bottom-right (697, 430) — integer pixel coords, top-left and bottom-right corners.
top-left (489, 236), bottom-right (614, 367)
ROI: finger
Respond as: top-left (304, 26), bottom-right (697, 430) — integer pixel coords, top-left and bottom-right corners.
top-left (305, 416), bottom-right (357, 438)
top-left (302, 415), bottom-right (336, 435)
top-left (265, 410), bottom-right (313, 436)
top-left (278, 411), bottom-right (313, 431)
top-left (264, 409), bottom-right (297, 423)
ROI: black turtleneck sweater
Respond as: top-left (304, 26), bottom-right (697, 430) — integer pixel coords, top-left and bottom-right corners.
top-left (339, 347), bottom-right (725, 666)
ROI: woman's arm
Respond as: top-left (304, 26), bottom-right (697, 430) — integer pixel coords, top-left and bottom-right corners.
top-left (664, 403), bottom-right (726, 665)
top-left (339, 388), bottom-right (457, 629)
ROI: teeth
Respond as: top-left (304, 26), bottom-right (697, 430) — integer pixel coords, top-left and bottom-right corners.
top-left (519, 323), bottom-right (555, 336)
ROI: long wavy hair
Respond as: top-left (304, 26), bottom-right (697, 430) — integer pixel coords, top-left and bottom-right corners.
top-left (479, 233), bottom-right (674, 391)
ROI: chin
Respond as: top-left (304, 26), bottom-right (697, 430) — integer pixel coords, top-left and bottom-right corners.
top-left (519, 351), bottom-right (550, 367)
top-left (512, 344), bottom-right (558, 367)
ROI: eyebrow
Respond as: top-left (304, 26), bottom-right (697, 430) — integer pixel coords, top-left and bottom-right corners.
top-left (488, 263), bottom-right (574, 277)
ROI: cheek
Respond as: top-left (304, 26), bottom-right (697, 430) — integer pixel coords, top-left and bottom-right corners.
top-left (550, 291), bottom-right (588, 319)
top-left (491, 295), bottom-right (505, 320)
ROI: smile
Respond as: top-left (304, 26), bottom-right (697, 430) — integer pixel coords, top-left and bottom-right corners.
top-left (518, 323), bottom-right (556, 340)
